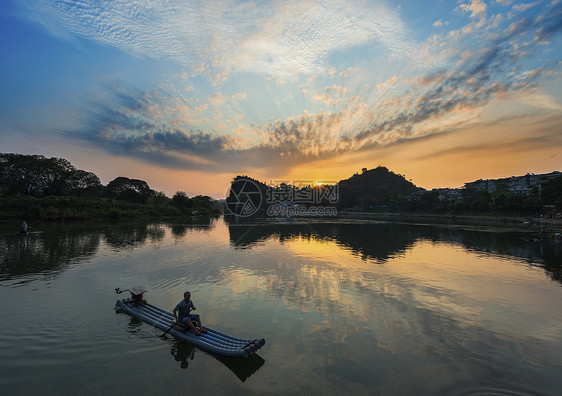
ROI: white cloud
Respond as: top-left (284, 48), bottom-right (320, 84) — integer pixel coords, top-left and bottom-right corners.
top-left (13, 0), bottom-right (413, 80)
top-left (516, 89), bottom-right (562, 110)
top-left (459, 0), bottom-right (488, 19)
top-left (513, 1), bottom-right (542, 12)
top-left (314, 84), bottom-right (352, 106)
top-left (433, 19), bottom-right (449, 27)
top-left (9, 0), bottom-right (562, 175)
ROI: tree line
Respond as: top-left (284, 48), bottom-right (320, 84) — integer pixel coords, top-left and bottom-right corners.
top-left (339, 167), bottom-right (561, 215)
top-left (226, 166), bottom-right (562, 217)
top-left (347, 174), bottom-right (561, 216)
top-left (401, 187), bottom-right (543, 215)
top-left (0, 153), bottom-right (219, 219)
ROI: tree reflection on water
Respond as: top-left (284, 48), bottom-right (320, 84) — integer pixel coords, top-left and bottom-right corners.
top-left (0, 216), bottom-right (559, 286)
top-left (0, 217), bottom-right (218, 283)
top-left (225, 217), bottom-right (562, 284)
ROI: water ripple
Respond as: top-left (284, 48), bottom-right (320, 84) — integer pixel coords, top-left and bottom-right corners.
top-left (150, 277), bottom-right (185, 291)
top-left (437, 383), bottom-right (553, 396)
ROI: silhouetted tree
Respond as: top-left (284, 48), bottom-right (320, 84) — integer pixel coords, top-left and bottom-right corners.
top-left (420, 190), bottom-right (440, 212)
top-left (104, 177), bottom-right (153, 203)
top-left (192, 195), bottom-right (214, 210)
top-left (337, 166), bottom-right (420, 209)
top-left (67, 170), bottom-right (103, 197)
top-left (0, 153), bottom-right (102, 197)
top-left (472, 190), bottom-right (491, 212)
top-left (542, 175), bottom-right (562, 210)
top-left (171, 191), bottom-right (191, 210)
top-left (225, 175), bottom-right (268, 216)
top-left (148, 190), bottom-right (169, 206)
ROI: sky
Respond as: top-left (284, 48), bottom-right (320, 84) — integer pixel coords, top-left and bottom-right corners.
top-left (1, 0), bottom-right (561, 198)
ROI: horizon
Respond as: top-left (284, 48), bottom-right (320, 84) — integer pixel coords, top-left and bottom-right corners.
top-left (4, 152), bottom-right (559, 201)
top-left (1, 1), bottom-right (561, 198)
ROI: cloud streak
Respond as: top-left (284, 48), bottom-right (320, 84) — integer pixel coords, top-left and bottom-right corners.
top-left (350, 1), bottom-right (562, 147)
top-left (15, 0), bottom-right (562, 178)
top-left (14, 0), bottom-right (412, 80)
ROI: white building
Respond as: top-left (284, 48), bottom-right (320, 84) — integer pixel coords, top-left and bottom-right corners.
top-left (464, 171), bottom-right (561, 196)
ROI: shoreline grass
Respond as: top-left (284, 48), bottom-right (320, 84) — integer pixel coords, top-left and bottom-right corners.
top-left (0, 196), bottom-right (220, 221)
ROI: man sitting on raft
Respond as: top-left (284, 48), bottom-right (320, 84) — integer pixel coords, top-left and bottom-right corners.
top-left (173, 291), bottom-right (207, 335)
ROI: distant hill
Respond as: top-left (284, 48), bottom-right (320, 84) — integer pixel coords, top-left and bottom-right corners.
top-left (226, 166), bottom-right (562, 216)
top-left (337, 166), bottom-right (421, 209)
top-left (225, 167), bottom-right (422, 215)
top-left (225, 175), bottom-right (271, 216)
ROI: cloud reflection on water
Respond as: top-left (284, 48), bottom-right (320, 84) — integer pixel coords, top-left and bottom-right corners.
top-left (1, 217), bottom-right (561, 394)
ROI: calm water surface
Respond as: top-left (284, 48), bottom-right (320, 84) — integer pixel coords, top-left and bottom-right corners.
top-left (0, 216), bottom-right (561, 395)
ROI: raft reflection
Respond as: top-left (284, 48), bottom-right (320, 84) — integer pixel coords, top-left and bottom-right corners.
top-left (170, 340), bottom-right (265, 382)
top-left (116, 305), bottom-right (265, 382)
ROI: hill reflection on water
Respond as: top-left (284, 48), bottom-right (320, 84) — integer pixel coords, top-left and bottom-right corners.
top-left (225, 217), bottom-right (562, 284)
top-left (0, 216), bottom-right (560, 285)
top-left (0, 215), bottom-right (561, 394)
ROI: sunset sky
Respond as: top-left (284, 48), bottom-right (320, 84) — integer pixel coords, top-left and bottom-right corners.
top-left (1, 0), bottom-right (561, 198)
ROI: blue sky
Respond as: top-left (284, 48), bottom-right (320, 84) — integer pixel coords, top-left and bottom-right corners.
top-left (1, 0), bottom-right (561, 197)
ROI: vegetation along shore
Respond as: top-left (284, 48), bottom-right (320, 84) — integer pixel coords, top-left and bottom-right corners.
top-left (226, 167), bottom-right (562, 221)
top-left (2, 153), bottom-right (561, 237)
top-left (0, 153), bottom-right (220, 220)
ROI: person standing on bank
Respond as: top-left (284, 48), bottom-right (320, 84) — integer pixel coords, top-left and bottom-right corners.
top-left (173, 291), bottom-right (207, 335)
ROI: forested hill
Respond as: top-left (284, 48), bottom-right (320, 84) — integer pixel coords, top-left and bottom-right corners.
top-left (225, 166), bottom-right (422, 215)
top-left (338, 166), bottom-right (421, 209)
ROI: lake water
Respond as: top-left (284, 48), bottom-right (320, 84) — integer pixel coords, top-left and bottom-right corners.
top-left (1, 216), bottom-right (561, 395)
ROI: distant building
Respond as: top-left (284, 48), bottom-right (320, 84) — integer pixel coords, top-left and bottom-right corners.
top-left (464, 171), bottom-right (561, 196)
top-left (464, 179), bottom-right (496, 193)
top-left (432, 188), bottom-right (464, 201)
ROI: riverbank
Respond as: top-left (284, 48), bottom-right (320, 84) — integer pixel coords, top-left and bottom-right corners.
top-left (0, 196), bottom-right (220, 221)
top-left (339, 211), bottom-right (562, 236)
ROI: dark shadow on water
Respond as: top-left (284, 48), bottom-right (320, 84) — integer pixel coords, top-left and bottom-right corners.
top-left (0, 217), bottom-right (218, 283)
top-left (0, 225), bottom-right (101, 283)
top-left (224, 217), bottom-right (562, 285)
top-left (226, 219), bottom-right (420, 261)
top-left (1, 216), bottom-right (558, 286)
top-left (127, 317), bottom-right (144, 333)
top-left (171, 340), bottom-right (196, 369)
top-left (215, 353), bottom-right (266, 382)
top-left (169, 340), bottom-right (265, 381)
top-left (168, 216), bottom-right (219, 238)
